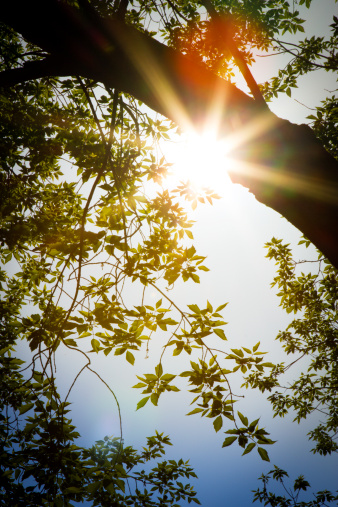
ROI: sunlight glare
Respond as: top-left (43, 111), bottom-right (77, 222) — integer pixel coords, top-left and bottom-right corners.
top-left (163, 130), bottom-right (236, 195)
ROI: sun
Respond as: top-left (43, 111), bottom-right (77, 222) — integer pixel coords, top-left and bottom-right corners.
top-left (161, 129), bottom-right (236, 195)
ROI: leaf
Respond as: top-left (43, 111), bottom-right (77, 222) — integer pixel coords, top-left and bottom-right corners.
top-left (222, 436), bottom-right (237, 447)
top-left (180, 371), bottom-right (191, 377)
top-left (257, 447), bottom-right (270, 462)
top-left (151, 393), bottom-right (159, 406)
top-left (64, 338), bottom-right (77, 347)
top-left (91, 338), bottom-right (100, 353)
top-left (242, 443), bottom-right (256, 456)
top-left (19, 403), bottom-right (34, 415)
top-left (248, 418), bottom-right (260, 432)
top-left (215, 303), bottom-right (228, 312)
top-left (252, 341), bottom-right (260, 352)
top-left (132, 382), bottom-right (146, 389)
top-left (214, 328), bottom-right (227, 340)
top-left (126, 351), bottom-right (135, 365)
top-left (187, 304), bottom-right (200, 314)
top-left (136, 396), bottom-right (150, 410)
top-left (231, 348), bottom-right (244, 358)
top-left (155, 363), bottom-right (163, 378)
top-left (237, 411), bottom-right (248, 427)
top-left (186, 408), bottom-right (204, 416)
top-left (161, 373), bottom-right (176, 381)
top-left (167, 385), bottom-right (180, 392)
top-left (64, 487), bottom-right (82, 494)
top-left (198, 265), bottom-right (210, 271)
top-left (213, 415), bottom-right (223, 432)
top-left (173, 347), bottom-right (182, 356)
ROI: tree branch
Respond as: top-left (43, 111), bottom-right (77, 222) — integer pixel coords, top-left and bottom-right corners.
top-left (0, 57), bottom-right (68, 88)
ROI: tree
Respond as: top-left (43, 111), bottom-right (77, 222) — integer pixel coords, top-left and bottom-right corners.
top-left (253, 465), bottom-right (338, 507)
top-left (0, 0), bottom-right (338, 267)
top-left (1, 0), bottom-right (337, 505)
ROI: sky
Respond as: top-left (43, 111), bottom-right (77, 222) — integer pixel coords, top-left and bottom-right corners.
top-left (11, 1), bottom-right (338, 505)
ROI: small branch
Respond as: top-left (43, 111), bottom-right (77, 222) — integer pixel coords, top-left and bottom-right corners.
top-left (62, 83), bottom-right (119, 329)
top-left (116, 0), bottom-right (129, 20)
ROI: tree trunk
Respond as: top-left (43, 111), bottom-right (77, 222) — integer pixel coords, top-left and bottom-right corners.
top-left (1, 0), bottom-right (338, 268)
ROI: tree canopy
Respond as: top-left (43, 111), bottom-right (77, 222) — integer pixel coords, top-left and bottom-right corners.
top-left (0, 0), bottom-right (337, 505)
top-left (1, 0), bottom-right (338, 267)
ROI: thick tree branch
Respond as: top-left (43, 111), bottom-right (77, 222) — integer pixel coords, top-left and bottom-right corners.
top-left (0, 0), bottom-right (338, 268)
top-left (0, 57), bottom-right (70, 88)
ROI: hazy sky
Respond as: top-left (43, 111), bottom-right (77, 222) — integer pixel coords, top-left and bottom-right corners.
top-left (13, 1), bottom-right (338, 505)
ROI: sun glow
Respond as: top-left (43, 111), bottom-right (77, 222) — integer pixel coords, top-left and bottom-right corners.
top-left (162, 129), bottom-right (236, 195)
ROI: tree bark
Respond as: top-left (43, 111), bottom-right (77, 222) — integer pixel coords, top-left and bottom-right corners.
top-left (1, 0), bottom-right (338, 268)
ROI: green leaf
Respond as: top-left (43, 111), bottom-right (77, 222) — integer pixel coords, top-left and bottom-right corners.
top-left (19, 403), bottom-right (34, 415)
top-left (161, 373), bottom-right (176, 381)
top-left (257, 447), bottom-right (270, 462)
top-left (180, 370), bottom-right (191, 377)
top-left (155, 363), bottom-right (163, 377)
top-left (151, 393), bottom-right (159, 406)
top-left (231, 348), bottom-right (244, 358)
top-left (214, 328), bottom-right (227, 340)
top-left (222, 436), bottom-right (237, 447)
top-left (242, 443), bottom-right (256, 456)
top-left (198, 265), bottom-right (210, 271)
top-left (167, 385), bottom-right (180, 392)
top-left (252, 341), bottom-right (260, 352)
top-left (126, 350), bottom-right (135, 365)
top-left (136, 396), bottom-right (150, 410)
top-left (206, 300), bottom-right (213, 312)
top-left (187, 304), bottom-right (200, 314)
top-left (186, 408), bottom-right (204, 416)
top-left (237, 411), bottom-right (248, 427)
top-left (173, 347), bottom-right (183, 356)
top-left (213, 415), bottom-right (223, 432)
top-left (132, 382), bottom-right (146, 389)
top-left (248, 418), bottom-right (260, 432)
top-left (91, 338), bottom-right (100, 353)
top-left (64, 486), bottom-right (82, 494)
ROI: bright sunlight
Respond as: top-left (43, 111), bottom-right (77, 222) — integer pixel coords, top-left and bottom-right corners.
top-left (162, 129), bottom-right (235, 195)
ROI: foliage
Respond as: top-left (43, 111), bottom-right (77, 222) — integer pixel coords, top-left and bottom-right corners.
top-left (243, 238), bottom-right (338, 457)
top-left (1, 327), bottom-right (199, 505)
top-left (0, 0), bottom-right (338, 504)
top-left (253, 466), bottom-right (338, 507)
